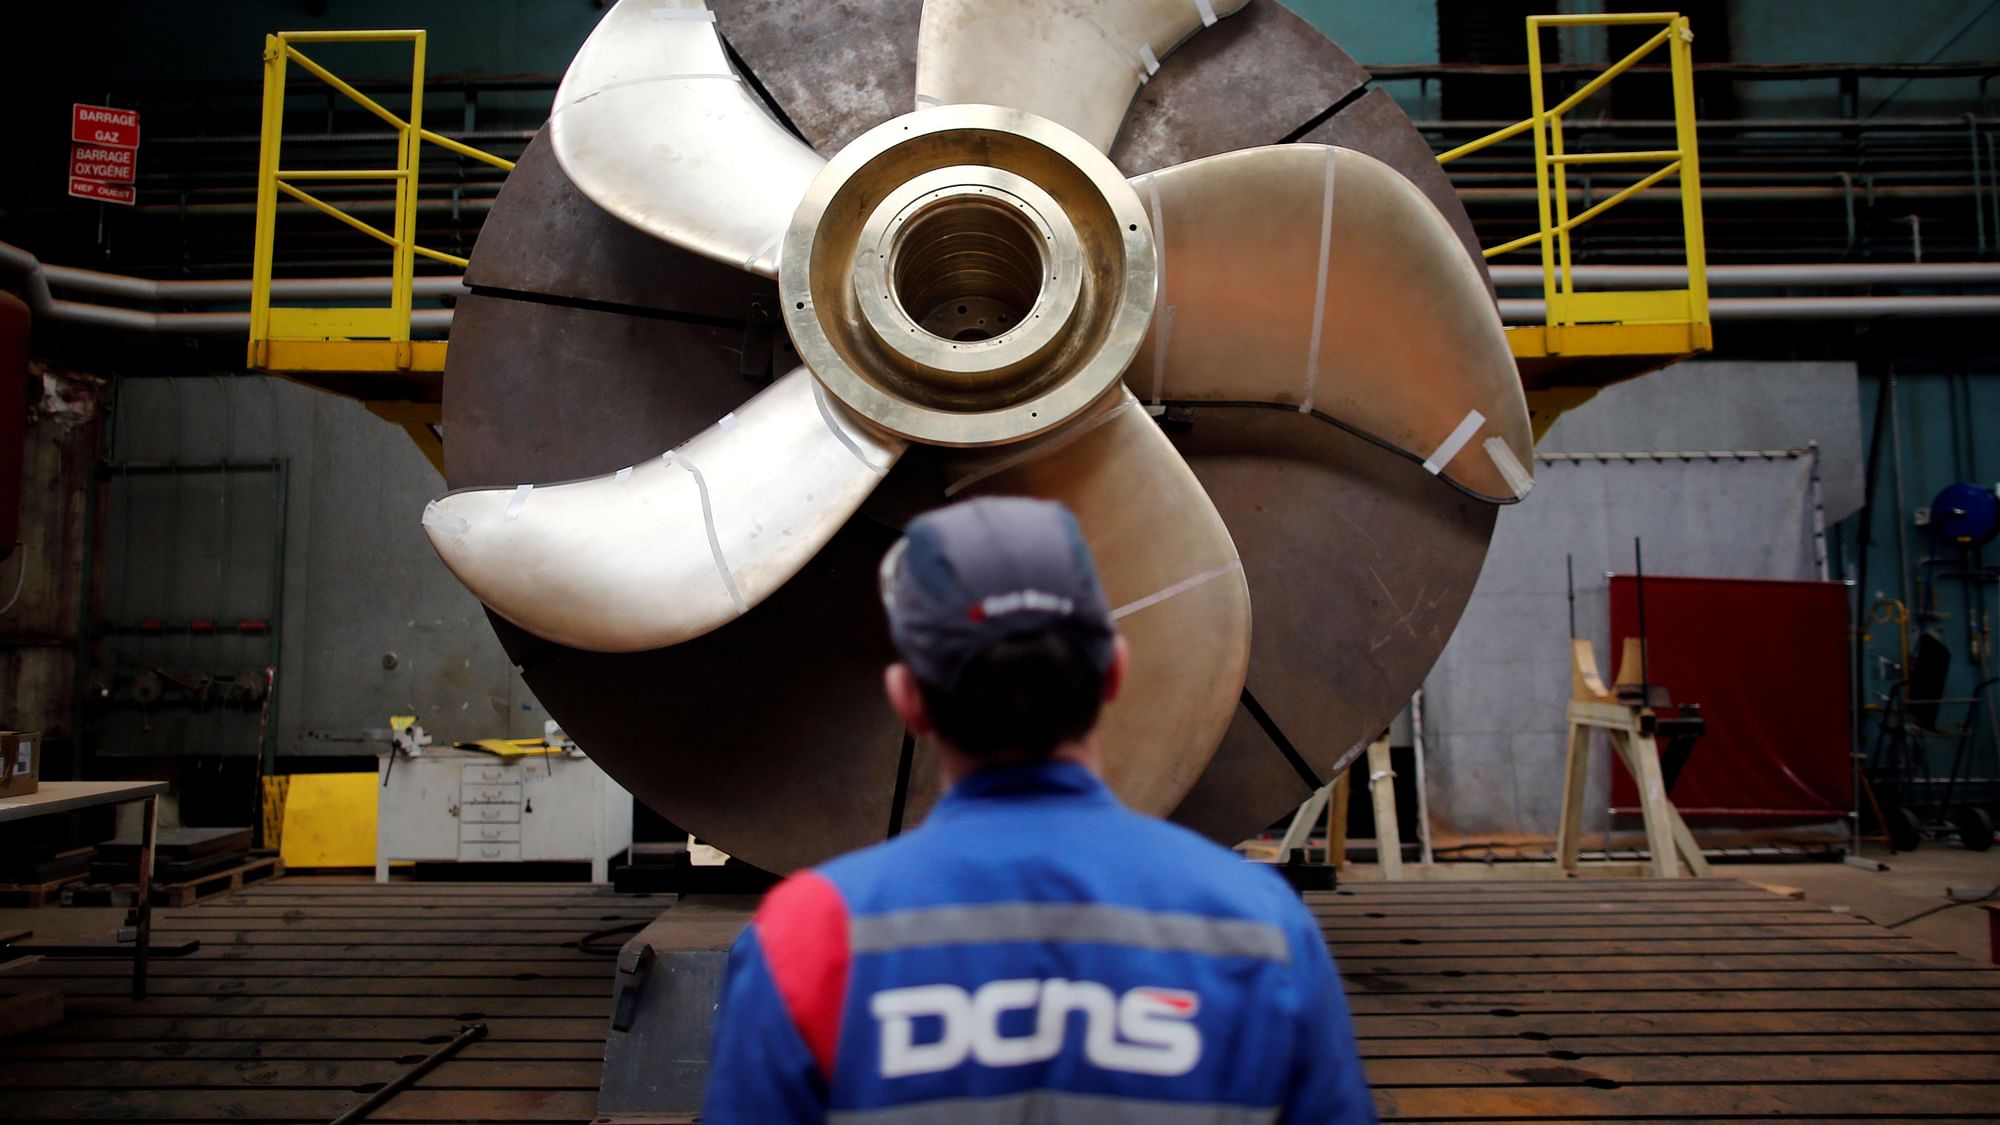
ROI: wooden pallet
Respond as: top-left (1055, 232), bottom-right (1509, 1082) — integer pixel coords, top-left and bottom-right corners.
top-left (0, 872), bottom-right (86, 907)
top-left (60, 853), bottom-right (285, 909)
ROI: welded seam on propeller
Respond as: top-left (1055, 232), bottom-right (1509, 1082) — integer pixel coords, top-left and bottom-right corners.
top-left (553, 73), bottom-right (742, 116)
top-left (1298, 147), bottom-right (1336, 414)
top-left (943, 398), bottom-right (1138, 497)
top-left (718, 31), bottom-right (813, 146)
top-left (464, 284), bottom-right (760, 332)
top-left (666, 450), bottom-right (749, 615)
top-left (810, 378), bottom-right (890, 475)
top-left (1145, 175), bottom-right (1172, 407)
top-left (1111, 559), bottom-right (1242, 622)
top-left (1276, 85), bottom-right (1373, 146)
top-left (1240, 688), bottom-right (1324, 791)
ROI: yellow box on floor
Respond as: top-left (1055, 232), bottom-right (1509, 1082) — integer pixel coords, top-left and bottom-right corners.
top-left (267, 772), bottom-right (379, 868)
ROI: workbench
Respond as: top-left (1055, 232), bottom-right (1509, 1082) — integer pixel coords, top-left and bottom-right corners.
top-left (0, 780), bottom-right (168, 998)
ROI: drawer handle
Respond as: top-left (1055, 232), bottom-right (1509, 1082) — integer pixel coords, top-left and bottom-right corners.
top-left (481, 828), bottom-right (501, 840)
top-left (481, 847), bottom-right (501, 858)
top-left (480, 808), bottom-right (501, 820)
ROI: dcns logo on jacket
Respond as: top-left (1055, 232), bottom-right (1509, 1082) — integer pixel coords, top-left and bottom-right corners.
top-left (870, 979), bottom-right (1202, 1077)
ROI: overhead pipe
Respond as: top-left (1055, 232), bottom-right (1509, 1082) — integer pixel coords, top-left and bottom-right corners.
top-left (1499, 294), bottom-right (2000, 322)
top-left (8, 241), bottom-right (2000, 336)
top-left (1490, 262), bottom-right (2000, 287)
top-left (0, 241), bottom-right (456, 336)
top-left (40, 264), bottom-right (467, 303)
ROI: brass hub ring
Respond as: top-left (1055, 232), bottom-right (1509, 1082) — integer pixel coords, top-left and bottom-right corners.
top-left (780, 105), bottom-right (1156, 447)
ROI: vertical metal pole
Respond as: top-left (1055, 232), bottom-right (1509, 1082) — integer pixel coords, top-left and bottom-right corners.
top-left (1849, 578), bottom-right (1864, 861)
top-left (1669, 16), bottom-right (1711, 342)
top-left (1567, 554), bottom-right (1577, 638)
top-left (262, 462), bottom-right (288, 777)
top-left (1526, 18), bottom-right (1560, 352)
top-left (1550, 112), bottom-right (1575, 324)
top-left (1635, 537), bottom-right (1650, 697)
top-left (132, 793), bottom-right (156, 1000)
top-left (1887, 371), bottom-right (1913, 614)
top-left (1409, 690), bottom-right (1434, 866)
top-left (1810, 442), bottom-right (1830, 581)
top-left (1972, 115), bottom-right (1989, 258)
top-left (394, 32), bottom-right (427, 371)
top-left (248, 37), bottom-right (288, 369)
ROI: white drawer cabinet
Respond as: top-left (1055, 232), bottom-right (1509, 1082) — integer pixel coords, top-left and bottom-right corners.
top-left (375, 749), bottom-right (633, 883)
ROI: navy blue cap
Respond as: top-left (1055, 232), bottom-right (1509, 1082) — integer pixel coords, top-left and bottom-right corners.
top-left (879, 497), bottom-right (1116, 691)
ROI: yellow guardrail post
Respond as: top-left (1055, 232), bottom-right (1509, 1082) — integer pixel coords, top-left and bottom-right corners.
top-left (1668, 14), bottom-right (1712, 350)
top-left (393, 31), bottom-right (426, 371)
top-left (248, 35), bottom-right (288, 370)
top-left (1525, 20), bottom-right (1560, 353)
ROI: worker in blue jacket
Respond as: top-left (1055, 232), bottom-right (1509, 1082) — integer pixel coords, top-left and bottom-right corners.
top-left (705, 496), bottom-right (1376, 1124)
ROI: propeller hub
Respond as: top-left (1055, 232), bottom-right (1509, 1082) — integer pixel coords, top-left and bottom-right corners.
top-left (781, 105), bottom-right (1156, 447)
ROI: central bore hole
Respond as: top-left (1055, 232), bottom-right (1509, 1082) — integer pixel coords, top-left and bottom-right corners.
top-left (892, 198), bottom-right (1045, 343)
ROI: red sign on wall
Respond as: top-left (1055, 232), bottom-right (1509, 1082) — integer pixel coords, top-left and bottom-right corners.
top-left (70, 145), bottom-right (136, 185)
top-left (71, 104), bottom-right (140, 148)
top-left (68, 178), bottom-right (135, 206)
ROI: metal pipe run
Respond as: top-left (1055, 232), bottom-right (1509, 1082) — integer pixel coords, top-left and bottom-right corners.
top-left (0, 240), bottom-right (458, 336)
top-left (41, 264), bottom-right (468, 303)
top-left (1490, 262), bottom-right (2000, 287)
top-left (1501, 294), bottom-right (2000, 321)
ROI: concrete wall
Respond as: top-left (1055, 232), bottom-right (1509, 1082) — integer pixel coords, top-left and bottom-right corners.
top-left (98, 376), bottom-right (547, 759)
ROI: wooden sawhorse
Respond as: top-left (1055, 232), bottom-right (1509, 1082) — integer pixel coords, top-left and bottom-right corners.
top-left (1558, 638), bottom-right (1710, 878)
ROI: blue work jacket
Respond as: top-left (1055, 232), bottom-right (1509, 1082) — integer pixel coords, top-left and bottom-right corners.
top-left (704, 759), bottom-right (1377, 1124)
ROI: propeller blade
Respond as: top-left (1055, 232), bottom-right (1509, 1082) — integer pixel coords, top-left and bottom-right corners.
top-left (1128, 144), bottom-right (1534, 501)
top-left (423, 367), bottom-right (905, 653)
top-left (954, 390), bottom-right (1251, 815)
top-left (914, 0), bottom-right (1248, 153)
top-left (550, 0), bottom-right (825, 276)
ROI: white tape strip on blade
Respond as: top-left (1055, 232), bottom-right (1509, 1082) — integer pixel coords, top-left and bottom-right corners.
top-left (1299, 146), bottom-right (1336, 413)
top-left (502, 484), bottom-right (533, 522)
top-left (421, 500), bottom-right (469, 536)
top-left (1139, 43), bottom-right (1161, 79)
top-left (945, 398), bottom-right (1137, 498)
top-left (1111, 559), bottom-right (1243, 622)
top-left (1484, 435), bottom-right (1535, 498)
top-left (717, 412), bottom-right (739, 431)
top-left (1147, 174), bottom-right (1169, 406)
top-left (1422, 410), bottom-right (1485, 475)
top-left (665, 451), bottom-right (749, 615)
top-left (647, 6), bottom-right (717, 20)
top-left (615, 466), bottom-right (634, 483)
top-left (1195, 0), bottom-right (1220, 26)
top-left (914, 92), bottom-right (943, 107)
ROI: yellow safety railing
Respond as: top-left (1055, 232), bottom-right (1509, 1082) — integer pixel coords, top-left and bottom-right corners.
top-left (247, 30), bottom-right (515, 375)
top-left (1438, 12), bottom-right (1710, 362)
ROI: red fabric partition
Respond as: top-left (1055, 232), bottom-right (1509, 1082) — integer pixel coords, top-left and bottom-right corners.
top-left (1608, 575), bottom-right (1849, 819)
